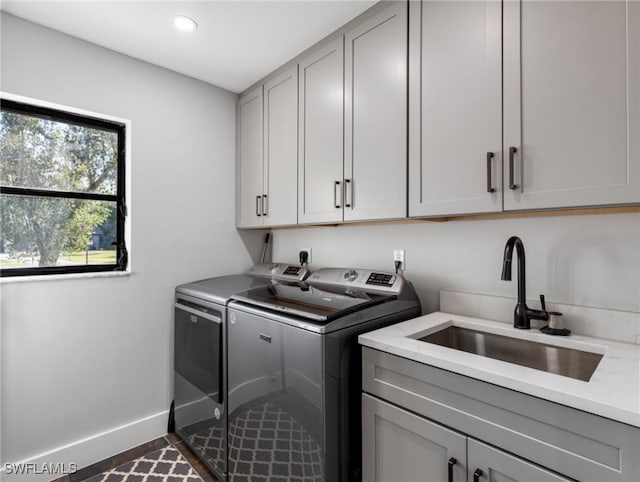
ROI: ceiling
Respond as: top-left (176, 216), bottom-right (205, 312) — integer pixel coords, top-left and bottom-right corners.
top-left (1, 0), bottom-right (376, 93)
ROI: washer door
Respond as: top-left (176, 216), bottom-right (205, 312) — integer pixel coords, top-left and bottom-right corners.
top-left (227, 307), bottom-right (325, 481)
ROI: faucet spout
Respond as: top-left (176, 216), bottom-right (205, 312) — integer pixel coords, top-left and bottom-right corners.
top-left (501, 236), bottom-right (548, 329)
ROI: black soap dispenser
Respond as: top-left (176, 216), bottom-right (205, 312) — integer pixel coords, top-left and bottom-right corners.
top-left (541, 311), bottom-right (571, 336)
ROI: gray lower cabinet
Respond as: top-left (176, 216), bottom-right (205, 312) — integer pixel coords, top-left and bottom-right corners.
top-left (467, 439), bottom-right (571, 482)
top-left (362, 393), bottom-right (466, 482)
top-left (363, 394), bottom-right (570, 482)
top-left (362, 347), bottom-right (640, 482)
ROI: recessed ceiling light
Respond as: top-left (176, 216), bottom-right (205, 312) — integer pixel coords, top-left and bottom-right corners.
top-left (174, 15), bottom-right (198, 32)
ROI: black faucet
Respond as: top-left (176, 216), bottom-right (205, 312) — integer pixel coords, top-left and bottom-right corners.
top-left (501, 236), bottom-right (549, 329)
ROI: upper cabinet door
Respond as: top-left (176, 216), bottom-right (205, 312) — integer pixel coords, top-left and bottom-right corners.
top-left (264, 66), bottom-right (298, 227)
top-left (237, 86), bottom-right (264, 228)
top-left (298, 36), bottom-right (345, 224)
top-left (409, 0), bottom-right (502, 217)
top-left (504, 0), bottom-right (640, 210)
top-left (344, 2), bottom-right (408, 222)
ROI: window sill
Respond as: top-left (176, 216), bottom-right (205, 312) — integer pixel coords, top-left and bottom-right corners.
top-left (0, 270), bottom-right (131, 284)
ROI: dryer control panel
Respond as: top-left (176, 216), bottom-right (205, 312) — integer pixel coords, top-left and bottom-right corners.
top-left (246, 263), bottom-right (310, 282)
top-left (307, 268), bottom-right (404, 294)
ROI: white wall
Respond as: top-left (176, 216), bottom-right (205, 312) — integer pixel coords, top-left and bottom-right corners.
top-left (273, 213), bottom-right (640, 314)
top-left (0, 13), bottom-right (263, 476)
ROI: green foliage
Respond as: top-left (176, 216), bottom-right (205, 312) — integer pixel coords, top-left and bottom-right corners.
top-left (97, 206), bottom-right (117, 250)
top-left (0, 109), bottom-right (118, 267)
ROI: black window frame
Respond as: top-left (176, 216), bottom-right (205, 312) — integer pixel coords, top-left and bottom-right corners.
top-left (0, 98), bottom-right (127, 277)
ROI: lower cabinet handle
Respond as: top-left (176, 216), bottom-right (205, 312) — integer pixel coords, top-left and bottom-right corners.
top-left (509, 146), bottom-right (518, 190)
top-left (486, 152), bottom-right (495, 193)
top-left (334, 181), bottom-right (341, 209)
top-left (473, 468), bottom-right (484, 482)
top-left (256, 195), bottom-right (262, 217)
top-left (344, 178), bottom-right (352, 208)
top-left (448, 457), bottom-right (457, 482)
top-left (262, 194), bottom-right (268, 216)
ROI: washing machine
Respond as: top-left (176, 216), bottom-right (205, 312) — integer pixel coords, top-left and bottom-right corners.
top-left (226, 267), bottom-right (422, 481)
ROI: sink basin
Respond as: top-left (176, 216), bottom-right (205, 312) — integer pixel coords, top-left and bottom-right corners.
top-left (418, 326), bottom-right (603, 382)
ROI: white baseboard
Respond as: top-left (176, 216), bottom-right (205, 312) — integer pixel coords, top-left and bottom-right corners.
top-left (1, 410), bottom-right (168, 482)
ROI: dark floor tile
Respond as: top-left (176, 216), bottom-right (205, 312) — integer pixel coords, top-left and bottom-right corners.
top-left (173, 442), bottom-right (217, 482)
top-left (49, 476), bottom-right (70, 482)
top-left (103, 474), bottom-right (124, 482)
top-left (69, 436), bottom-right (169, 482)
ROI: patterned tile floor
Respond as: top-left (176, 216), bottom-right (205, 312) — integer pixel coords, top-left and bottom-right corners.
top-left (51, 435), bottom-right (216, 482)
top-left (83, 446), bottom-right (202, 482)
top-left (52, 400), bottom-right (323, 482)
top-left (185, 400), bottom-right (323, 482)
top-left (227, 401), bottom-right (323, 482)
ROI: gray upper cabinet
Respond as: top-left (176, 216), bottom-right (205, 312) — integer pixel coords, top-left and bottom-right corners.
top-left (504, 0), bottom-right (640, 210)
top-left (409, 0), bottom-right (502, 217)
top-left (344, 2), bottom-right (408, 221)
top-left (237, 86), bottom-right (264, 228)
top-left (298, 1), bottom-right (408, 225)
top-left (409, 0), bottom-right (640, 217)
top-left (239, 0), bottom-right (640, 227)
top-left (298, 36), bottom-right (345, 224)
top-left (264, 66), bottom-right (298, 226)
top-left (237, 68), bottom-right (298, 228)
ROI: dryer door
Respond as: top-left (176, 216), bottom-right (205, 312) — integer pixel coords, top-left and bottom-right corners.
top-left (174, 298), bottom-right (226, 479)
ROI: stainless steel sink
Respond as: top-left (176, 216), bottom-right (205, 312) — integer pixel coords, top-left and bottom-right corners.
top-left (418, 326), bottom-right (603, 382)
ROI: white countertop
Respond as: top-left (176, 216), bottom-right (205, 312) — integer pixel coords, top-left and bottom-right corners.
top-left (359, 312), bottom-right (640, 428)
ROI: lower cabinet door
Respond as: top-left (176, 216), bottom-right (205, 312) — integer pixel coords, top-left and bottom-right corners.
top-left (362, 394), bottom-right (466, 482)
top-left (467, 439), bottom-right (572, 482)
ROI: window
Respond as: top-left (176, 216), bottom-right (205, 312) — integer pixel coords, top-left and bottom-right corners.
top-left (0, 98), bottom-right (127, 277)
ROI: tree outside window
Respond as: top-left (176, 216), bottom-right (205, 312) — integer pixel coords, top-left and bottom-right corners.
top-left (0, 99), bottom-right (127, 277)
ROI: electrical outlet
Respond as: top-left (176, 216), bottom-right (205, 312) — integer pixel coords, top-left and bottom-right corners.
top-left (393, 249), bottom-right (405, 270)
top-left (299, 247), bottom-right (312, 265)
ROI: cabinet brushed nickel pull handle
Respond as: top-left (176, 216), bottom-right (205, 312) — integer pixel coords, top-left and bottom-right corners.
top-left (473, 468), bottom-right (484, 482)
top-left (344, 178), bottom-right (352, 208)
top-left (262, 194), bottom-right (268, 216)
top-left (448, 457), bottom-right (457, 482)
top-left (259, 333), bottom-right (271, 343)
top-left (256, 195), bottom-right (262, 217)
top-left (334, 181), bottom-right (341, 209)
top-left (509, 146), bottom-right (518, 190)
top-left (486, 152), bottom-right (495, 193)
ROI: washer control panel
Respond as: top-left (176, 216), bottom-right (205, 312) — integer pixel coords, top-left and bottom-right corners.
top-left (365, 272), bottom-right (395, 286)
top-left (308, 268), bottom-right (403, 293)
